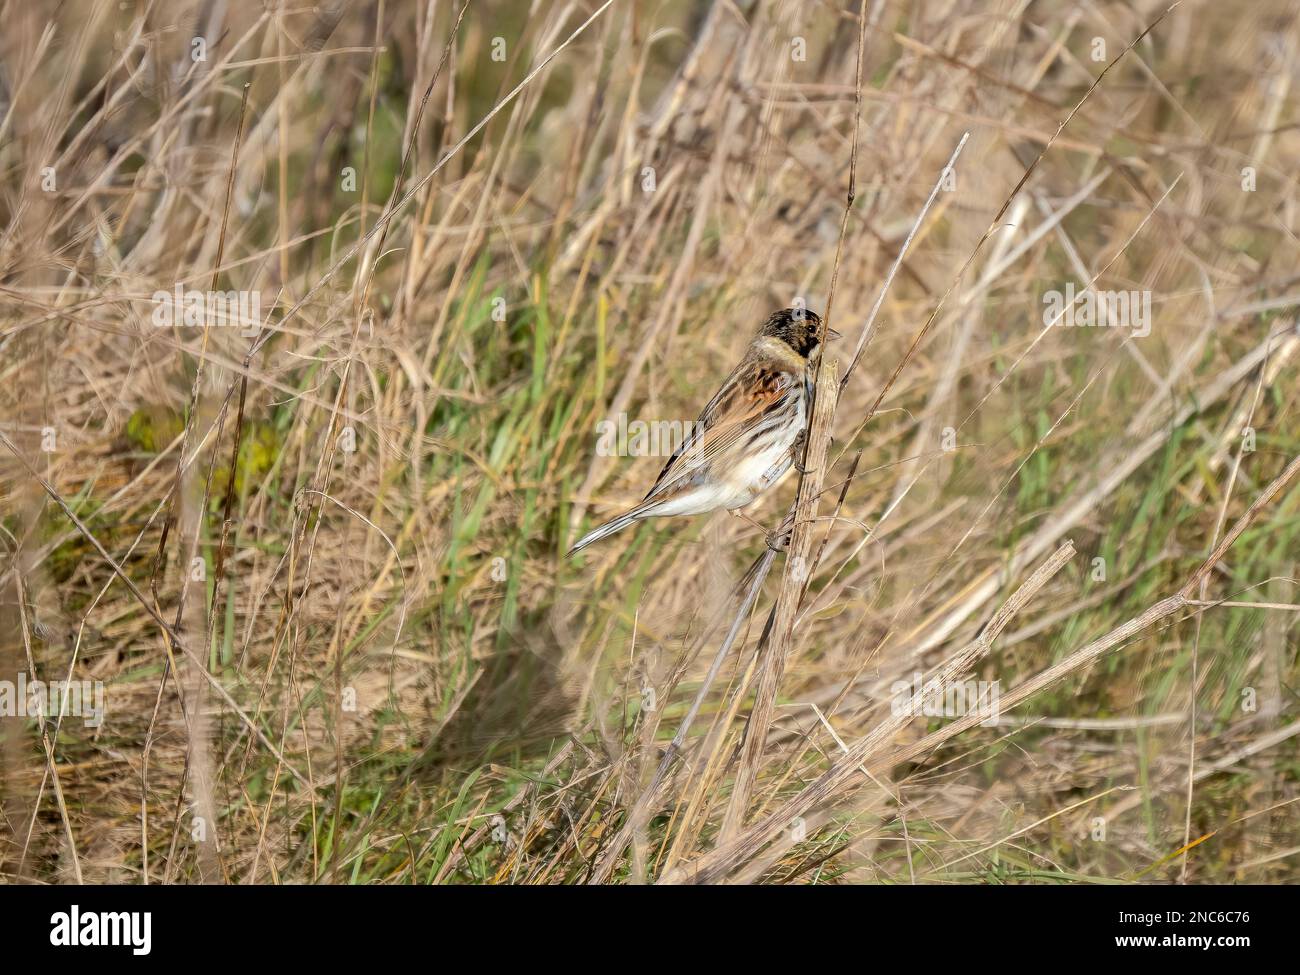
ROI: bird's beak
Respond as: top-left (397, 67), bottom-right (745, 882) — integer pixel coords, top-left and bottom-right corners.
top-left (826, 327), bottom-right (842, 340)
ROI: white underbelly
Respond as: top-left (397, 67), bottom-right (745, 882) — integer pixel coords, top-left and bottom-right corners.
top-left (726, 394), bottom-right (806, 508)
top-left (724, 437), bottom-right (795, 508)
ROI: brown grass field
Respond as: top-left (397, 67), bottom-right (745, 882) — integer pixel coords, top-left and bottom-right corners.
top-left (1, 0), bottom-right (1298, 884)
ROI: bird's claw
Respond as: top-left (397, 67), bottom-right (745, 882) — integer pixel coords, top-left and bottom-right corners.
top-left (765, 527), bottom-right (792, 552)
top-left (792, 432), bottom-right (833, 474)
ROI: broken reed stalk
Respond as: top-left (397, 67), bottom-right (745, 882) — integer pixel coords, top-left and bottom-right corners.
top-left (662, 450), bottom-right (1300, 883)
top-left (719, 357), bottom-right (839, 840)
top-left (714, 0), bottom-right (875, 843)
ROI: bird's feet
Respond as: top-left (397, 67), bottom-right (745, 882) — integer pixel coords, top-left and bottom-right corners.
top-left (792, 432), bottom-right (834, 473)
top-left (765, 526), bottom-right (792, 551)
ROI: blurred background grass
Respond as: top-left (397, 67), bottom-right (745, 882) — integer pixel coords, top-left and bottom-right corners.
top-left (0, 0), bottom-right (1298, 883)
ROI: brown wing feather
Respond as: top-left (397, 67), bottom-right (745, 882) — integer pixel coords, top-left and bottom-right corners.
top-left (643, 354), bottom-right (801, 501)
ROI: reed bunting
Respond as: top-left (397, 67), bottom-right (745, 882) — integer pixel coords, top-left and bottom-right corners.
top-left (568, 308), bottom-right (835, 555)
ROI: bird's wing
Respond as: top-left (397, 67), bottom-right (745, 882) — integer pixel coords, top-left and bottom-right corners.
top-left (643, 356), bottom-right (802, 501)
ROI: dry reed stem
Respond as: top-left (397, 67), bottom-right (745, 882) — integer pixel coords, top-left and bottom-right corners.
top-left (722, 357), bottom-right (840, 839)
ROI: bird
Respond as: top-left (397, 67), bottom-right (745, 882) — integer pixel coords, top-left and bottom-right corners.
top-left (568, 307), bottom-right (835, 556)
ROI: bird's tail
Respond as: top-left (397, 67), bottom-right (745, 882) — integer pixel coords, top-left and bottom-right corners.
top-left (567, 509), bottom-right (643, 556)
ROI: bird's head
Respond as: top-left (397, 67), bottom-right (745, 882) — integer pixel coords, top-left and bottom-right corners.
top-left (760, 307), bottom-right (839, 359)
